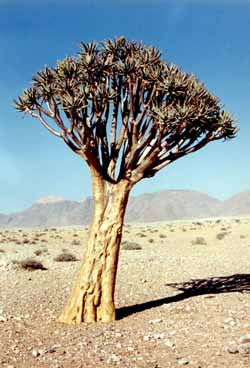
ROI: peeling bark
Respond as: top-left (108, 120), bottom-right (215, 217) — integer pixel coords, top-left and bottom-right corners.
top-left (58, 171), bottom-right (133, 323)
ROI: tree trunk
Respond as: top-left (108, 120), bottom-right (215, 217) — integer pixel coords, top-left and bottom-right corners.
top-left (58, 171), bottom-right (132, 323)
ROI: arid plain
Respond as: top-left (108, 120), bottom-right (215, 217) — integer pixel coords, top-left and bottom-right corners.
top-left (0, 217), bottom-right (250, 368)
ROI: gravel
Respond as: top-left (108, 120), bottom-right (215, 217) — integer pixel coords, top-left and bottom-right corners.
top-left (0, 218), bottom-right (250, 367)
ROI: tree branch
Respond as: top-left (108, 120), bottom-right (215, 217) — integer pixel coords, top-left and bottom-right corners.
top-left (146, 132), bottom-right (214, 176)
top-left (30, 111), bottom-right (62, 137)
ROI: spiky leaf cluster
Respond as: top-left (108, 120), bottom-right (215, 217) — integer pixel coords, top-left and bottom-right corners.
top-left (15, 37), bottom-right (237, 182)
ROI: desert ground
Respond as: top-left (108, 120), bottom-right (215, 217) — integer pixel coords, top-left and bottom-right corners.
top-left (0, 217), bottom-right (249, 368)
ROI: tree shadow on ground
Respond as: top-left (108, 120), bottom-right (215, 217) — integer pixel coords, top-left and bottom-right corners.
top-left (116, 273), bottom-right (250, 320)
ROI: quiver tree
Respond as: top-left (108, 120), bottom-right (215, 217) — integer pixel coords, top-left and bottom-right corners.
top-left (15, 37), bottom-right (236, 323)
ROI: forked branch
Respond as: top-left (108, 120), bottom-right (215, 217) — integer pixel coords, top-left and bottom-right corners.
top-left (15, 37), bottom-right (237, 183)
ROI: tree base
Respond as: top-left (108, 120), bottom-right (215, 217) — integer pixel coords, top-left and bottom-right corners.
top-left (58, 301), bottom-right (116, 324)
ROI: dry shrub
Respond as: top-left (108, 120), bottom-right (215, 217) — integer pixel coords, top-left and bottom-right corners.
top-left (34, 249), bottom-right (45, 256)
top-left (72, 239), bottom-right (81, 246)
top-left (54, 253), bottom-right (79, 262)
top-left (122, 241), bottom-right (142, 250)
top-left (191, 237), bottom-right (207, 245)
top-left (16, 258), bottom-right (47, 271)
top-left (216, 232), bottom-right (228, 240)
top-left (137, 233), bottom-right (147, 238)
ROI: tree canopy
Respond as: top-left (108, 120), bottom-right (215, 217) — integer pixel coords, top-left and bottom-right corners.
top-left (15, 37), bottom-right (236, 183)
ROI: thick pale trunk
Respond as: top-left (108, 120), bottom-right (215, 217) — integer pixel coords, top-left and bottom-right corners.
top-left (58, 172), bottom-right (132, 323)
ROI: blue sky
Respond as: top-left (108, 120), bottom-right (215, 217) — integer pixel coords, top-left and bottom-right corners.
top-left (0, 0), bottom-right (250, 213)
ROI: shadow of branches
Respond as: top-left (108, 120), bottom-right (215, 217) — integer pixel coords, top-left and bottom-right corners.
top-left (166, 273), bottom-right (250, 295)
top-left (117, 273), bottom-right (250, 320)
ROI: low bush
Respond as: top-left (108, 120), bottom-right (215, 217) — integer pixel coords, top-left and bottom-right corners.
top-left (34, 249), bottom-right (46, 256)
top-left (191, 237), bottom-right (207, 245)
top-left (72, 240), bottom-right (81, 246)
top-left (216, 232), bottom-right (228, 240)
top-left (54, 253), bottom-right (79, 262)
top-left (17, 258), bottom-right (47, 271)
top-left (121, 241), bottom-right (142, 250)
top-left (136, 232), bottom-right (147, 238)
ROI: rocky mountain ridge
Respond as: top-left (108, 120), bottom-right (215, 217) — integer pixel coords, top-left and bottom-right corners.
top-left (0, 190), bottom-right (249, 228)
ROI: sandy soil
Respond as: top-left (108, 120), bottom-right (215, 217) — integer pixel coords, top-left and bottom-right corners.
top-left (0, 217), bottom-right (250, 368)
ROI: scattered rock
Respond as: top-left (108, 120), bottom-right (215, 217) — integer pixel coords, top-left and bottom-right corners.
top-left (178, 358), bottom-right (189, 365)
top-left (0, 260), bottom-right (9, 268)
top-left (56, 347), bottom-right (66, 355)
top-left (107, 354), bottom-right (121, 364)
top-left (226, 342), bottom-right (239, 354)
top-left (239, 335), bottom-right (250, 344)
top-left (149, 318), bottom-right (163, 324)
top-left (153, 333), bottom-right (165, 340)
top-left (31, 350), bottom-right (40, 357)
top-left (165, 339), bottom-right (175, 348)
top-left (226, 336), bottom-right (250, 355)
top-left (0, 221), bottom-right (250, 367)
top-left (238, 343), bottom-right (250, 355)
top-left (45, 347), bottom-right (57, 353)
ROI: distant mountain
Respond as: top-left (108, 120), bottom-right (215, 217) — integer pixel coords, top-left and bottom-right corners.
top-left (0, 190), bottom-right (249, 228)
top-left (219, 191), bottom-right (250, 217)
top-left (0, 200), bottom-right (85, 228)
top-left (125, 190), bottom-right (221, 222)
top-left (0, 214), bottom-right (9, 227)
